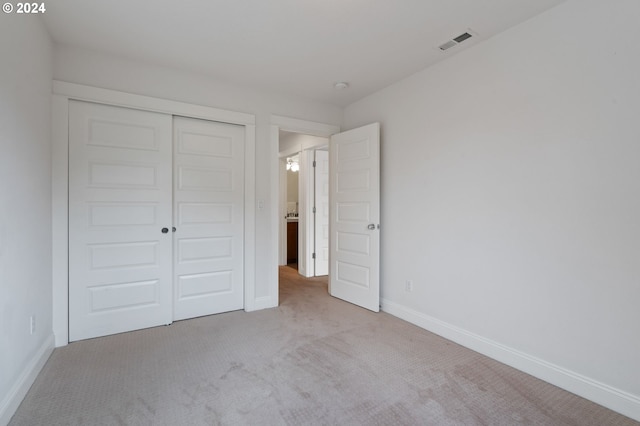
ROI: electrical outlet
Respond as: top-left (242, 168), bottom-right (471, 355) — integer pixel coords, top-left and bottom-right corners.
top-left (405, 280), bottom-right (413, 292)
top-left (30, 315), bottom-right (36, 335)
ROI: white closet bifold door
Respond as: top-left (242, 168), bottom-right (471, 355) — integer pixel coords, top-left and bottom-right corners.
top-left (172, 117), bottom-right (245, 320)
top-left (68, 100), bottom-right (173, 341)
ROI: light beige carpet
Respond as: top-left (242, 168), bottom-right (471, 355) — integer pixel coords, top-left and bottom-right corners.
top-left (10, 266), bottom-right (638, 425)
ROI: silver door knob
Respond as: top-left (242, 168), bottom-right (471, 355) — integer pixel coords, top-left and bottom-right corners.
top-left (367, 224), bottom-right (376, 230)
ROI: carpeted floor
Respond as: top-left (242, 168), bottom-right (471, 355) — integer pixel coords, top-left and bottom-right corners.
top-left (9, 266), bottom-right (638, 425)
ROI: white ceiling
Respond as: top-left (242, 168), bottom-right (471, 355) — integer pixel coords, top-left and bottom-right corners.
top-left (42, 0), bottom-right (566, 107)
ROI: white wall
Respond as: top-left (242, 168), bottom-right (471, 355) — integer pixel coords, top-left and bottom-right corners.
top-left (0, 14), bottom-right (54, 425)
top-left (344, 0), bottom-right (640, 420)
top-left (286, 170), bottom-right (299, 208)
top-left (279, 132), bottom-right (328, 155)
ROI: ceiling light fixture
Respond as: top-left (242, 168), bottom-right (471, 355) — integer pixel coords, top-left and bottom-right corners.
top-left (286, 157), bottom-right (299, 172)
top-left (334, 82), bottom-right (349, 90)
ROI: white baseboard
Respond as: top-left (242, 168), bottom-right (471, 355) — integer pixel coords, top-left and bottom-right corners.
top-left (53, 327), bottom-right (68, 348)
top-left (381, 298), bottom-right (640, 422)
top-left (0, 334), bottom-right (54, 426)
top-left (250, 295), bottom-right (277, 311)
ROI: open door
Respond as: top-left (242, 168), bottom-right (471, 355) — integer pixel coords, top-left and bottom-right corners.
top-left (329, 123), bottom-right (380, 312)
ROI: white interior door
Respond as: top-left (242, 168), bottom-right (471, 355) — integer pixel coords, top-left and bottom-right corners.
top-left (173, 117), bottom-right (245, 320)
top-left (329, 123), bottom-right (380, 312)
top-left (68, 101), bottom-right (173, 341)
top-left (314, 150), bottom-right (329, 276)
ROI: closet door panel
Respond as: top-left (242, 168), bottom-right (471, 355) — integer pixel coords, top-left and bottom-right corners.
top-left (68, 101), bottom-right (173, 341)
top-left (173, 117), bottom-right (245, 320)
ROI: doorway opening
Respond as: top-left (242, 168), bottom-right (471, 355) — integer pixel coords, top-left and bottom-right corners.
top-left (270, 116), bottom-right (339, 308)
top-left (278, 131), bottom-right (329, 278)
top-left (284, 154), bottom-right (299, 269)
top-left (270, 116), bottom-right (380, 313)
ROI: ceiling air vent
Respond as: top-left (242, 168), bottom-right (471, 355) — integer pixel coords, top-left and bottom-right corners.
top-left (439, 31), bottom-right (473, 51)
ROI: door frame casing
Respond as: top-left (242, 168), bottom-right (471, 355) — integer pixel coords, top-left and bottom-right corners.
top-left (52, 81), bottom-right (256, 347)
top-left (278, 156), bottom-right (288, 266)
top-left (299, 148), bottom-right (329, 278)
top-left (313, 149), bottom-right (330, 276)
top-left (270, 116), bottom-right (339, 302)
top-left (298, 149), bottom-right (314, 277)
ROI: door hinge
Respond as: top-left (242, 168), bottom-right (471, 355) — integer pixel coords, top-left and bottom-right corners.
top-left (312, 253), bottom-right (316, 259)
top-left (313, 160), bottom-right (316, 167)
top-left (312, 206), bottom-right (316, 214)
